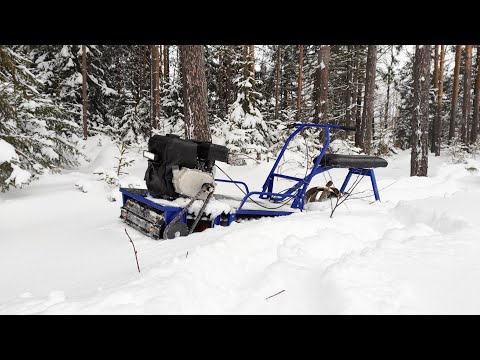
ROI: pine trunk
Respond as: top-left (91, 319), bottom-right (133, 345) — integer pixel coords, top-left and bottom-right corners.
top-left (151, 45), bottom-right (160, 130)
top-left (163, 45), bottom-right (169, 82)
top-left (296, 45), bottom-right (303, 121)
top-left (345, 45), bottom-right (353, 127)
top-left (159, 46), bottom-right (163, 80)
top-left (226, 47), bottom-right (231, 106)
top-left (360, 45), bottom-right (377, 155)
top-left (411, 45), bottom-right (431, 177)
top-left (434, 45), bottom-right (445, 156)
top-left (141, 46), bottom-right (146, 94)
top-left (352, 46), bottom-right (361, 145)
top-left (274, 45), bottom-right (280, 119)
top-left (384, 46), bottom-right (394, 130)
top-left (317, 45), bottom-right (330, 122)
top-left (249, 45), bottom-right (255, 79)
top-left (449, 45), bottom-right (462, 141)
top-left (243, 46), bottom-right (248, 79)
top-left (82, 45), bottom-right (88, 140)
top-left (431, 45), bottom-right (439, 153)
top-left (471, 47), bottom-right (480, 144)
top-left (179, 45), bottom-right (211, 142)
top-left (461, 45), bottom-right (473, 144)
top-left (355, 83), bottom-right (363, 148)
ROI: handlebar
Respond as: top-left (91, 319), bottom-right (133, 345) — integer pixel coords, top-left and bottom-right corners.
top-left (286, 123), bottom-right (356, 132)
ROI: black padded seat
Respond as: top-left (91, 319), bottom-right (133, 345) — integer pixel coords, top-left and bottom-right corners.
top-left (313, 154), bottom-right (388, 168)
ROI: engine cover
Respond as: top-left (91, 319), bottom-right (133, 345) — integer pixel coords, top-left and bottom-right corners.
top-left (172, 167), bottom-right (215, 200)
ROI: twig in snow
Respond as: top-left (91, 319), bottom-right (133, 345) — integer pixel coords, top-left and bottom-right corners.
top-left (330, 174), bottom-right (365, 218)
top-left (186, 251), bottom-right (189, 259)
top-left (266, 290), bottom-right (285, 300)
top-left (125, 228), bottom-right (140, 273)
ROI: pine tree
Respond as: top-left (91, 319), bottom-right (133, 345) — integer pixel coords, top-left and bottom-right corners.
top-left (461, 45), bottom-right (473, 144)
top-left (82, 45), bottom-right (88, 139)
top-left (449, 45), bottom-right (462, 142)
top-left (433, 45), bottom-right (445, 156)
top-left (0, 46), bottom-right (81, 191)
top-left (315, 45), bottom-right (330, 122)
top-left (225, 45), bottom-right (269, 156)
top-left (179, 45), bottom-right (211, 142)
top-left (360, 45), bottom-right (377, 154)
top-left (411, 45), bottom-right (431, 177)
top-left (394, 48), bottom-right (415, 150)
top-left (471, 47), bottom-right (480, 144)
top-left (297, 45), bottom-right (304, 121)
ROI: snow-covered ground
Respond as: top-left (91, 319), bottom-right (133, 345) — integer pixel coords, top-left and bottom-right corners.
top-left (1, 136), bottom-right (480, 314)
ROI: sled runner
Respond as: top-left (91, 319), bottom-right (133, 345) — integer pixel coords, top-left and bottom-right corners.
top-left (120, 123), bottom-right (388, 239)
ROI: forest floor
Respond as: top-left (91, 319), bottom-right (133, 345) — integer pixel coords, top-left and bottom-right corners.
top-left (1, 136), bottom-right (480, 314)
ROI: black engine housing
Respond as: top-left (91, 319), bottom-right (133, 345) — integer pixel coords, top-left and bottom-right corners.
top-left (144, 134), bottom-right (228, 199)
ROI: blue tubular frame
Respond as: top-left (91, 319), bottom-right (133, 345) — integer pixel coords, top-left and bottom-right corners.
top-left (256, 123), bottom-right (382, 210)
top-left (260, 123), bottom-right (342, 209)
top-left (214, 178), bottom-right (250, 194)
top-left (236, 191), bottom-right (297, 213)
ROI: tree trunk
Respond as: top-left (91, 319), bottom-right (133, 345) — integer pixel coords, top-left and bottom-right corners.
top-left (179, 45), bottom-right (211, 142)
top-left (384, 46), bottom-right (394, 130)
top-left (243, 45), bottom-right (248, 79)
top-left (360, 45), bottom-right (377, 155)
top-left (274, 45), bottom-right (281, 119)
top-left (355, 83), bottom-right (363, 148)
top-left (226, 47), bottom-right (231, 107)
top-left (163, 45), bottom-right (169, 82)
top-left (159, 46), bottom-right (163, 80)
top-left (82, 45), bottom-right (88, 140)
top-left (411, 45), bottom-right (431, 177)
top-left (317, 45), bottom-right (330, 122)
top-left (449, 45), bottom-right (462, 142)
top-left (352, 46), bottom-right (361, 144)
top-left (141, 45), bottom-right (146, 94)
top-left (471, 46), bottom-right (480, 144)
top-left (461, 45), bottom-right (473, 144)
top-left (296, 45), bottom-right (304, 121)
top-left (151, 45), bottom-right (160, 130)
top-left (249, 45), bottom-right (255, 79)
top-left (434, 45), bottom-right (445, 156)
top-left (345, 45), bottom-right (353, 127)
top-left (431, 45), bottom-right (439, 153)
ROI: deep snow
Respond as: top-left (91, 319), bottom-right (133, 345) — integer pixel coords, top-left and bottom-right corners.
top-left (1, 136), bottom-right (480, 314)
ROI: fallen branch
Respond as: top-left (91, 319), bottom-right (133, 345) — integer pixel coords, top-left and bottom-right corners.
top-left (125, 228), bottom-right (140, 273)
top-left (266, 290), bottom-right (285, 300)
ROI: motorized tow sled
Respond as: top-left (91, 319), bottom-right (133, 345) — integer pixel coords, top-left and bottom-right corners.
top-left (120, 123), bottom-right (388, 239)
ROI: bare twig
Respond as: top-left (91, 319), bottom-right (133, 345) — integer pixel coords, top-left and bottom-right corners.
top-left (186, 251), bottom-right (189, 259)
top-left (266, 289), bottom-right (285, 300)
top-left (330, 174), bottom-right (365, 218)
top-left (125, 228), bottom-right (140, 273)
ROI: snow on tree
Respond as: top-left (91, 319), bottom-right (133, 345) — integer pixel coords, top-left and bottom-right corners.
top-left (0, 46), bottom-right (81, 191)
top-left (161, 79), bottom-right (185, 137)
top-left (225, 47), bottom-right (269, 156)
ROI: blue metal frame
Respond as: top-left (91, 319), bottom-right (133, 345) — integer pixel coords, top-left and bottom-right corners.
top-left (214, 178), bottom-right (250, 193)
top-left (120, 188), bottom-right (187, 225)
top-left (121, 123), bottom-right (383, 235)
top-left (213, 123), bottom-right (382, 214)
top-left (258, 123), bottom-right (381, 209)
top-left (340, 168), bottom-right (380, 201)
